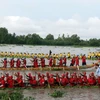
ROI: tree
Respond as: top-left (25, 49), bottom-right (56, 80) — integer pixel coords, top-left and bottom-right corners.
top-left (70, 34), bottom-right (80, 45)
top-left (0, 27), bottom-right (9, 43)
top-left (45, 34), bottom-right (54, 40)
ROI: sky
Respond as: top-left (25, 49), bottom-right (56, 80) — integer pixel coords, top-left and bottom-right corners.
top-left (0, 0), bottom-right (100, 40)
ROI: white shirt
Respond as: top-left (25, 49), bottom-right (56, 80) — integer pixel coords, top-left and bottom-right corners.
top-left (96, 66), bottom-right (100, 76)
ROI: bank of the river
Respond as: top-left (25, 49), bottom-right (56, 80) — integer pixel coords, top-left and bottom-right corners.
top-left (0, 86), bottom-right (100, 100)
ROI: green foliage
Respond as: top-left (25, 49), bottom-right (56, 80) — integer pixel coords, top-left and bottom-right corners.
top-left (0, 91), bottom-right (35, 100)
top-left (24, 96), bottom-right (35, 100)
top-left (0, 27), bottom-right (100, 46)
top-left (50, 90), bottom-right (64, 98)
top-left (0, 92), bottom-right (10, 100)
top-left (9, 91), bottom-right (24, 100)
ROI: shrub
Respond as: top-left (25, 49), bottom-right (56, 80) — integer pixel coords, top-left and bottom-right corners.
top-left (50, 90), bottom-right (64, 98)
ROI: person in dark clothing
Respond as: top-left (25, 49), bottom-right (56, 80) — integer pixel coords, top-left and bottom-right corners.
top-left (49, 50), bottom-right (52, 56)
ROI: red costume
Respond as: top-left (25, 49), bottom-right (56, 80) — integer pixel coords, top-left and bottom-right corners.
top-left (41, 58), bottom-right (45, 67)
top-left (22, 58), bottom-right (26, 68)
top-left (27, 73), bottom-right (33, 85)
top-left (0, 76), bottom-right (5, 88)
top-left (75, 56), bottom-right (79, 66)
top-left (33, 57), bottom-right (38, 68)
top-left (59, 58), bottom-right (63, 66)
top-left (70, 57), bottom-right (75, 66)
top-left (87, 75), bottom-right (96, 86)
top-left (32, 76), bottom-right (37, 86)
top-left (63, 57), bottom-right (67, 66)
top-left (82, 55), bottom-right (86, 66)
top-left (77, 76), bottom-right (83, 86)
top-left (39, 76), bottom-right (45, 86)
top-left (49, 57), bottom-right (53, 67)
top-left (7, 76), bottom-right (14, 88)
top-left (56, 76), bottom-right (60, 85)
top-left (3, 58), bottom-right (7, 68)
top-left (48, 74), bottom-right (55, 86)
top-left (60, 74), bottom-right (69, 86)
top-left (9, 58), bottom-right (15, 68)
top-left (16, 59), bottom-right (21, 68)
top-left (69, 75), bottom-right (75, 86)
top-left (17, 75), bottom-right (24, 87)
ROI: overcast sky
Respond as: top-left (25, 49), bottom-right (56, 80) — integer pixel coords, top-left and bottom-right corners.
top-left (0, 0), bottom-right (100, 39)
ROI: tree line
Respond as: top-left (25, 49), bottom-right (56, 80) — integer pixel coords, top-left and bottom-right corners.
top-left (0, 27), bottom-right (100, 46)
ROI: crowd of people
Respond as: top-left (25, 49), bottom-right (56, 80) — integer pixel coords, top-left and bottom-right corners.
top-left (1, 54), bottom-right (87, 68)
top-left (0, 51), bottom-right (100, 59)
top-left (0, 70), bottom-right (100, 88)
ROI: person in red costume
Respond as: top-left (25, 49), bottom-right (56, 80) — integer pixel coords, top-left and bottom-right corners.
top-left (75, 55), bottom-right (79, 70)
top-left (0, 76), bottom-right (5, 88)
top-left (5, 73), bottom-right (10, 87)
top-left (87, 74), bottom-right (96, 86)
top-left (70, 57), bottom-right (75, 66)
top-left (63, 56), bottom-right (67, 66)
top-left (65, 72), bottom-right (69, 79)
top-left (49, 56), bottom-right (53, 67)
top-left (81, 72), bottom-right (88, 85)
top-left (40, 57), bottom-right (45, 67)
top-left (2, 58), bottom-right (7, 68)
top-left (90, 72), bottom-right (96, 85)
top-left (73, 73), bottom-right (78, 85)
top-left (38, 74), bottom-right (45, 86)
top-left (9, 58), bottom-right (15, 68)
top-left (77, 75), bottom-right (83, 86)
top-left (34, 57), bottom-right (38, 68)
top-left (26, 73), bottom-right (33, 86)
top-left (82, 54), bottom-right (86, 66)
top-left (59, 58), bottom-right (63, 67)
top-left (48, 74), bottom-right (55, 86)
top-left (16, 58), bottom-right (21, 68)
top-left (69, 74), bottom-right (75, 86)
top-left (7, 76), bottom-right (14, 88)
top-left (32, 76), bottom-right (37, 87)
top-left (31, 56), bottom-right (38, 68)
top-left (22, 58), bottom-right (26, 68)
top-left (60, 74), bottom-right (69, 86)
top-left (16, 75), bottom-right (24, 87)
top-left (55, 73), bottom-right (60, 86)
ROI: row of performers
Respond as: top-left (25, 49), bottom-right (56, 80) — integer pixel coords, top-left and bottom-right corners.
top-left (1, 55), bottom-right (86, 68)
top-left (0, 72), bottom-right (100, 88)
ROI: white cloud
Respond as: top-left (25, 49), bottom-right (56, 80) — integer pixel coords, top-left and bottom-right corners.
top-left (0, 16), bottom-right (100, 40)
top-left (0, 16), bottom-right (42, 35)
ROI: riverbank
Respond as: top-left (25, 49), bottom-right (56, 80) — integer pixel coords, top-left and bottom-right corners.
top-left (0, 86), bottom-right (100, 100)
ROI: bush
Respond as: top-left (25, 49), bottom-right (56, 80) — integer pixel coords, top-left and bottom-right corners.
top-left (50, 90), bottom-right (64, 98)
top-left (24, 96), bottom-right (35, 100)
top-left (0, 92), bottom-right (35, 100)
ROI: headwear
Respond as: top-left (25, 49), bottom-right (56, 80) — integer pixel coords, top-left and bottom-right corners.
top-left (28, 73), bottom-right (32, 76)
top-left (62, 74), bottom-right (65, 77)
top-left (42, 74), bottom-right (45, 77)
top-left (50, 74), bottom-right (53, 77)
top-left (91, 72), bottom-right (94, 75)
top-left (4, 58), bottom-right (7, 60)
top-left (66, 72), bottom-right (69, 75)
top-left (17, 72), bottom-right (20, 75)
top-left (84, 72), bottom-right (86, 75)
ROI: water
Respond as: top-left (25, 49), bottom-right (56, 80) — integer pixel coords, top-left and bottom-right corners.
top-left (0, 44), bottom-right (98, 55)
